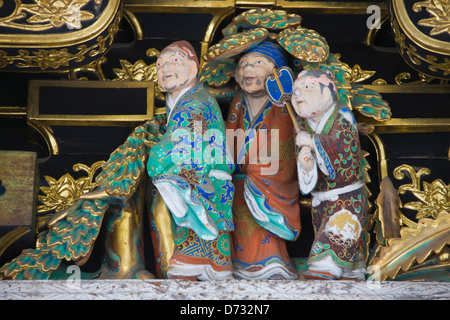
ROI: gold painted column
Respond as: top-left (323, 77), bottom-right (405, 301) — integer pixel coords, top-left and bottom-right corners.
top-left (99, 183), bottom-right (151, 279)
top-left (148, 188), bottom-right (175, 279)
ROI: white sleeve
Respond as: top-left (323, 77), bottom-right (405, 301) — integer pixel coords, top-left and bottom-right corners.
top-left (153, 181), bottom-right (188, 218)
top-left (297, 156), bottom-right (318, 195)
top-left (208, 170), bottom-right (232, 181)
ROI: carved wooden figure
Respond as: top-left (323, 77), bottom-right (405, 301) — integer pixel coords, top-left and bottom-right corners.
top-left (0, 41), bottom-right (234, 281)
top-left (226, 41), bottom-right (301, 280)
top-left (292, 69), bottom-right (368, 281)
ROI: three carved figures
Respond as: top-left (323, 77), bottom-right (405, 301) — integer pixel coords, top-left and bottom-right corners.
top-left (0, 9), bottom-right (393, 282)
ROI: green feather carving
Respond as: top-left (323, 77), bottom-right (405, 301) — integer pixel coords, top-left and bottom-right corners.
top-left (0, 116), bottom-right (167, 280)
top-left (222, 8), bottom-right (301, 36)
top-left (368, 213), bottom-right (450, 281)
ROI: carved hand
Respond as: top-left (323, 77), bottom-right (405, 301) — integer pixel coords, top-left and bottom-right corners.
top-left (296, 131), bottom-right (314, 150)
top-left (298, 146), bottom-right (314, 172)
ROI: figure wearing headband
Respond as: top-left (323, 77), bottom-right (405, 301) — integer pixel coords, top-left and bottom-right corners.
top-left (226, 41), bottom-right (301, 280)
top-left (291, 69), bottom-right (368, 281)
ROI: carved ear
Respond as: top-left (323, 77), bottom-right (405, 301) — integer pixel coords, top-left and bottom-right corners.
top-left (189, 59), bottom-right (199, 80)
top-left (323, 69), bottom-right (334, 78)
top-left (298, 70), bottom-right (308, 78)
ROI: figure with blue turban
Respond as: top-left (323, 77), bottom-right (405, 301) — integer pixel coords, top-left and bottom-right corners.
top-left (226, 41), bottom-right (301, 280)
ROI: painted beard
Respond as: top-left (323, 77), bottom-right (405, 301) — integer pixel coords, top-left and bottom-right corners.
top-left (295, 101), bottom-right (322, 118)
top-left (240, 76), bottom-right (264, 94)
top-left (160, 73), bottom-right (191, 92)
top-left (299, 108), bottom-right (321, 118)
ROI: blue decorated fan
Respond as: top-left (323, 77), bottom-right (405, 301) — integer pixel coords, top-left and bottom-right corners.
top-left (264, 66), bottom-right (299, 132)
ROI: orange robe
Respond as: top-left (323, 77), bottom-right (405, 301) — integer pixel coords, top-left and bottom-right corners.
top-left (226, 91), bottom-right (301, 279)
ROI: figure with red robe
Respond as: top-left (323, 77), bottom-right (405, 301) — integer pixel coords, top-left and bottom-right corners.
top-left (226, 41), bottom-right (301, 280)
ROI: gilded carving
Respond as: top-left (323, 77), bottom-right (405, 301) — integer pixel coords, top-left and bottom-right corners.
top-left (0, 0), bottom-right (101, 31)
top-left (368, 165), bottom-right (450, 281)
top-left (37, 161), bottom-right (105, 228)
top-left (394, 165), bottom-right (450, 220)
top-left (0, 3), bottom-right (121, 70)
top-left (392, 19), bottom-right (450, 77)
top-left (371, 78), bottom-right (388, 85)
top-left (369, 213), bottom-right (450, 281)
top-left (341, 63), bottom-right (376, 84)
top-left (413, 0), bottom-right (450, 36)
top-left (394, 71), bottom-right (435, 84)
top-left (112, 48), bottom-right (165, 101)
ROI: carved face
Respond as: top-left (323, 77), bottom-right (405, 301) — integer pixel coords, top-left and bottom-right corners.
top-left (291, 73), bottom-right (335, 123)
top-left (156, 48), bottom-right (198, 94)
top-left (235, 52), bottom-right (275, 95)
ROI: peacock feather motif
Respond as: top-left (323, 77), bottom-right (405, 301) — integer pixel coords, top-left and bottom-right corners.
top-left (0, 115), bottom-right (167, 280)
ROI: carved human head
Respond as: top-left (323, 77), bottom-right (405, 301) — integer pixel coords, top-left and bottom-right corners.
top-left (291, 69), bottom-right (337, 123)
top-left (235, 41), bottom-right (288, 95)
top-left (156, 41), bottom-right (199, 96)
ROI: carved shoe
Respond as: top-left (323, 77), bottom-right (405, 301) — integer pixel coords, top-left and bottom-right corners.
top-left (302, 270), bottom-right (336, 280)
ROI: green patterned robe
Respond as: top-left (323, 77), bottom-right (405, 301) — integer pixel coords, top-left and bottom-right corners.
top-left (0, 83), bottom-right (234, 280)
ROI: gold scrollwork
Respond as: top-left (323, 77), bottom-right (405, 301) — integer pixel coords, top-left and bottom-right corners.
top-left (392, 19), bottom-right (450, 77)
top-left (371, 78), bottom-right (388, 85)
top-left (394, 71), bottom-right (435, 85)
top-left (371, 72), bottom-right (447, 85)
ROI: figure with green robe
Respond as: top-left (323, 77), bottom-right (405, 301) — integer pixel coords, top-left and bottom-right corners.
top-left (0, 41), bottom-right (235, 281)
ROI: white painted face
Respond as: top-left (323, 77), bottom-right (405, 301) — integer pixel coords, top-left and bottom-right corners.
top-left (291, 74), bottom-right (335, 123)
top-left (235, 52), bottom-right (276, 95)
top-left (156, 48), bottom-right (198, 94)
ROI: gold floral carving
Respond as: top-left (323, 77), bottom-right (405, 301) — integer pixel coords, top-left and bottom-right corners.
top-left (394, 165), bottom-right (450, 220)
top-left (0, 0), bottom-right (101, 31)
top-left (38, 161), bottom-right (105, 215)
top-left (112, 48), bottom-right (164, 101)
top-left (368, 165), bottom-right (450, 281)
top-left (341, 62), bottom-right (376, 83)
top-left (413, 0), bottom-right (450, 36)
top-left (0, 6), bottom-right (120, 70)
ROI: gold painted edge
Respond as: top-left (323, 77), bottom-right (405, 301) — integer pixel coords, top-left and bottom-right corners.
top-left (27, 80), bottom-right (155, 124)
top-left (0, 0), bottom-right (122, 48)
top-left (392, 0), bottom-right (450, 55)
